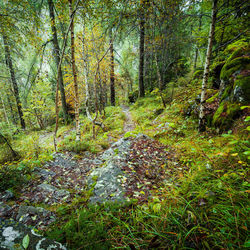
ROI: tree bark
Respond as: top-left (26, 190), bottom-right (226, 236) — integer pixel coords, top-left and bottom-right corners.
top-left (139, 6), bottom-right (145, 98)
top-left (198, 0), bottom-right (218, 132)
top-left (110, 29), bottom-right (115, 106)
top-left (69, 0), bottom-right (80, 141)
top-left (48, 0), bottom-right (69, 123)
top-left (2, 35), bottom-right (26, 129)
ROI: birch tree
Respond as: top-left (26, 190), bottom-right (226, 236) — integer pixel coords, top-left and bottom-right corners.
top-left (198, 0), bottom-right (218, 132)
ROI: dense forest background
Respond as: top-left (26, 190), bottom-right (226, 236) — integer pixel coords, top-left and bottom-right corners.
top-left (0, 0), bottom-right (249, 249)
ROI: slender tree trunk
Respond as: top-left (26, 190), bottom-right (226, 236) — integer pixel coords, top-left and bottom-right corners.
top-left (69, 0), bottom-right (80, 141)
top-left (110, 29), bottom-right (115, 106)
top-left (0, 132), bottom-right (18, 158)
top-left (139, 7), bottom-right (145, 97)
top-left (198, 0), bottom-right (218, 132)
top-left (194, 15), bottom-right (202, 71)
top-left (48, 0), bottom-right (69, 123)
top-left (3, 35), bottom-right (26, 129)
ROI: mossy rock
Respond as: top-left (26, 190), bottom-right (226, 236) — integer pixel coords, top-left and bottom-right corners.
top-left (233, 74), bottom-right (250, 103)
top-left (220, 57), bottom-right (250, 81)
top-left (206, 92), bottom-right (219, 103)
top-left (221, 85), bottom-right (233, 101)
top-left (193, 70), bottom-right (203, 80)
top-left (212, 101), bottom-right (241, 130)
top-left (128, 90), bottom-right (139, 103)
top-left (210, 61), bottom-right (225, 89)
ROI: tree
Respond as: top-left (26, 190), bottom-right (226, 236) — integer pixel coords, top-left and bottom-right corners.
top-left (2, 34), bottom-right (26, 129)
top-left (48, 0), bottom-right (69, 123)
top-left (138, 2), bottom-right (145, 98)
top-left (110, 29), bottom-right (115, 106)
top-left (198, 0), bottom-right (218, 132)
top-left (69, 0), bottom-right (81, 141)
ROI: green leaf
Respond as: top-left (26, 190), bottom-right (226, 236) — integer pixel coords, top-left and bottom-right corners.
top-left (22, 234), bottom-right (30, 249)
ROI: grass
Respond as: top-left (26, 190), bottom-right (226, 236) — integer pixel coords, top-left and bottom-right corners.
top-left (0, 82), bottom-right (249, 249)
top-left (45, 82), bottom-right (249, 249)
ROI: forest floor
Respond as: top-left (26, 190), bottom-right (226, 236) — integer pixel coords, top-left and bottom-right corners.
top-left (1, 97), bottom-right (248, 249)
top-left (0, 105), bottom-right (181, 239)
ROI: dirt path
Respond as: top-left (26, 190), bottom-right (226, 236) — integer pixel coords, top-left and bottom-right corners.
top-left (121, 105), bottom-right (136, 133)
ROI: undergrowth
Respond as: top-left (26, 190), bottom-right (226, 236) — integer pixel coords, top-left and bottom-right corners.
top-left (46, 83), bottom-right (249, 249)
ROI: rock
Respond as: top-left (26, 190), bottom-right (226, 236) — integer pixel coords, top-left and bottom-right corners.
top-left (154, 108), bottom-right (164, 116)
top-left (87, 137), bottom-right (133, 204)
top-left (33, 167), bottom-right (56, 180)
top-left (51, 153), bottom-right (78, 169)
top-left (38, 183), bottom-right (57, 193)
top-left (0, 219), bottom-right (66, 249)
top-left (37, 183), bottom-right (70, 202)
top-left (16, 206), bottom-right (56, 226)
top-left (0, 202), bottom-right (11, 217)
top-left (1, 190), bottom-right (14, 201)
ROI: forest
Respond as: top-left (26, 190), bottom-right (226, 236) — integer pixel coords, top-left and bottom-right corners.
top-left (0, 0), bottom-right (249, 249)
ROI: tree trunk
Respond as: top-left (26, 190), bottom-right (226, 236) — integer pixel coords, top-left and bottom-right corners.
top-left (48, 0), bottom-right (69, 123)
top-left (69, 0), bottom-right (80, 141)
top-left (110, 29), bottom-right (115, 106)
top-left (198, 0), bottom-right (218, 132)
top-left (139, 7), bottom-right (145, 98)
top-left (0, 132), bottom-right (18, 159)
top-left (3, 35), bottom-right (26, 129)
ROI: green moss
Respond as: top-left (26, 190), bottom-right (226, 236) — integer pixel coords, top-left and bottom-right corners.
top-left (193, 70), bottom-right (203, 79)
top-left (221, 85), bottom-right (233, 101)
top-left (220, 57), bottom-right (250, 80)
top-left (212, 101), bottom-right (241, 130)
top-left (234, 75), bottom-right (250, 103)
top-left (206, 92), bottom-right (219, 103)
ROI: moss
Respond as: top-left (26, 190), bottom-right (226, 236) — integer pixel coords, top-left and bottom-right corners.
top-left (220, 57), bottom-right (250, 80)
top-left (193, 70), bottom-right (203, 79)
top-left (234, 75), bottom-right (250, 103)
top-left (221, 85), bottom-right (233, 101)
top-left (212, 101), bottom-right (241, 130)
top-left (206, 92), bottom-right (219, 103)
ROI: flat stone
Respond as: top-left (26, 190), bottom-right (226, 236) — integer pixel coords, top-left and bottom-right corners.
top-left (1, 190), bottom-right (14, 201)
top-left (0, 202), bottom-right (11, 217)
top-left (38, 183), bottom-right (57, 193)
top-left (0, 219), bottom-right (66, 249)
top-left (33, 167), bottom-right (56, 180)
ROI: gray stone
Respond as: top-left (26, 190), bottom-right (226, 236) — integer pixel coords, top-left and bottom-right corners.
top-left (33, 167), bottom-right (56, 180)
top-left (0, 219), bottom-right (66, 249)
top-left (37, 183), bottom-right (70, 201)
top-left (38, 183), bottom-right (57, 193)
top-left (1, 190), bottom-right (14, 201)
top-left (87, 136), bottom-right (134, 204)
top-left (0, 202), bottom-right (11, 217)
top-left (16, 206), bottom-right (50, 221)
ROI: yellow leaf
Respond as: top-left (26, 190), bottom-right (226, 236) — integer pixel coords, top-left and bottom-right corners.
top-left (231, 153), bottom-right (238, 156)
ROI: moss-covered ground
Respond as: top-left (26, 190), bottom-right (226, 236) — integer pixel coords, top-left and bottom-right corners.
top-left (1, 84), bottom-right (249, 249)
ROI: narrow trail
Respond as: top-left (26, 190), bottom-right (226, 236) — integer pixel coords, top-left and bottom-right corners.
top-left (121, 105), bottom-right (136, 133)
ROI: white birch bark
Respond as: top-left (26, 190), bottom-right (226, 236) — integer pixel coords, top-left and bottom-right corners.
top-left (198, 0), bottom-right (218, 132)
